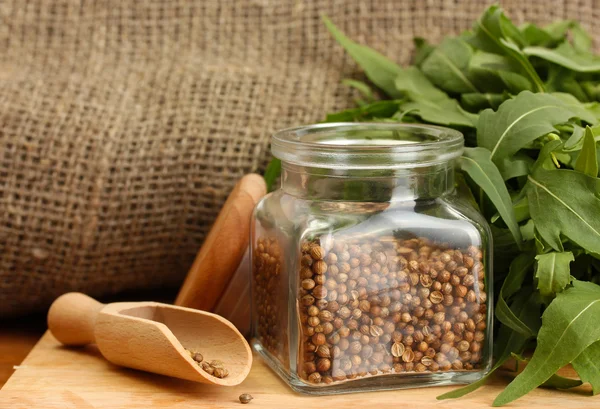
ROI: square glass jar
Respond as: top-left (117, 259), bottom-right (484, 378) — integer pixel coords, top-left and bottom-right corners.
top-left (250, 123), bottom-right (493, 394)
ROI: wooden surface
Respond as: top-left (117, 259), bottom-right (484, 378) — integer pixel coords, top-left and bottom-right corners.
top-left (1, 332), bottom-right (598, 408)
top-left (0, 323), bottom-right (43, 387)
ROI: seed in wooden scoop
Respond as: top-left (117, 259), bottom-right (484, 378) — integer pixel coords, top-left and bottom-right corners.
top-left (192, 352), bottom-right (204, 363)
top-left (201, 361), bottom-right (214, 375)
top-left (213, 367), bottom-right (229, 378)
top-left (239, 393), bottom-right (253, 404)
top-left (210, 359), bottom-right (225, 369)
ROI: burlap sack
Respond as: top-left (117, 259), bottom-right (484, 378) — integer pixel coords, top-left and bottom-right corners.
top-left (0, 0), bottom-right (596, 317)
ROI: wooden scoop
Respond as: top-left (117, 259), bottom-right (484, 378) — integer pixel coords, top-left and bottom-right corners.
top-left (47, 292), bottom-right (252, 386)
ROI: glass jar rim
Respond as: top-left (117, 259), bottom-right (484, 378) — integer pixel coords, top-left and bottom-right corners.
top-left (271, 122), bottom-right (464, 170)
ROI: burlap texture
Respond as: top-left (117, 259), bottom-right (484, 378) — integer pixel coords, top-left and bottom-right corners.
top-left (0, 0), bottom-right (597, 317)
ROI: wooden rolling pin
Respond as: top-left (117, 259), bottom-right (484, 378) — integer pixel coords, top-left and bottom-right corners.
top-left (175, 174), bottom-right (266, 313)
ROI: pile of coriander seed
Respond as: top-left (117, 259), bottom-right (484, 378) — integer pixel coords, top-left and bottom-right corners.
top-left (185, 348), bottom-right (229, 378)
top-left (253, 237), bottom-right (288, 364)
top-left (297, 235), bottom-right (487, 384)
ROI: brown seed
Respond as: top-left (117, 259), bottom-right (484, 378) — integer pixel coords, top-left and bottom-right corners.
top-left (438, 270), bottom-right (451, 283)
top-left (300, 267), bottom-right (313, 279)
top-left (201, 361), bottom-right (214, 375)
top-left (302, 278), bottom-right (316, 290)
top-left (316, 358), bottom-right (331, 372)
top-left (417, 341), bottom-right (429, 353)
top-left (429, 291), bottom-right (443, 304)
top-left (312, 260), bottom-right (328, 274)
top-left (191, 352), bottom-right (203, 363)
top-left (433, 311), bottom-right (445, 324)
top-left (308, 372), bottom-right (322, 383)
top-left (319, 310), bottom-right (333, 322)
top-left (402, 348), bottom-right (415, 363)
top-left (419, 274), bottom-right (433, 288)
top-left (310, 245), bottom-right (324, 260)
top-left (369, 325), bottom-right (384, 337)
top-left (210, 360), bottom-right (224, 368)
top-left (421, 356), bottom-right (433, 366)
top-left (301, 254), bottom-right (313, 267)
top-left (302, 294), bottom-right (315, 306)
top-left (460, 273), bottom-right (475, 288)
top-left (457, 340), bottom-right (470, 352)
top-left (316, 345), bottom-right (331, 358)
top-left (313, 285), bottom-right (327, 299)
top-left (213, 367), bottom-right (229, 378)
top-left (239, 393), bottom-right (253, 404)
top-left (455, 285), bottom-right (468, 298)
top-left (360, 344), bottom-right (374, 359)
top-left (307, 316), bottom-right (320, 327)
top-left (312, 333), bottom-right (326, 346)
top-left (452, 360), bottom-right (464, 370)
top-left (391, 342), bottom-right (406, 358)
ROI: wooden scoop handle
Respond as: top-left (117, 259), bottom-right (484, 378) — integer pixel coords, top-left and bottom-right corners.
top-left (48, 292), bottom-right (105, 346)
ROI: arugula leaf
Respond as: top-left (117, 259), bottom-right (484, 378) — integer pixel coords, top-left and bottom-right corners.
top-left (570, 22), bottom-right (593, 53)
top-left (322, 16), bottom-right (403, 98)
top-left (574, 126), bottom-right (599, 177)
top-left (496, 253), bottom-right (537, 336)
top-left (525, 42), bottom-right (600, 73)
top-left (458, 147), bottom-right (522, 245)
top-left (467, 5), bottom-right (544, 92)
top-left (519, 22), bottom-right (568, 47)
top-left (394, 67), bottom-right (477, 127)
top-left (325, 100), bottom-right (402, 122)
top-left (526, 165), bottom-right (600, 255)
top-left (461, 92), bottom-right (506, 111)
top-left (468, 51), bottom-right (532, 94)
top-left (494, 280), bottom-right (600, 406)
top-left (509, 354), bottom-right (584, 390)
top-left (497, 152), bottom-right (534, 181)
top-left (421, 38), bottom-right (479, 94)
top-left (413, 37), bottom-right (435, 67)
top-left (477, 91), bottom-right (595, 174)
top-left (541, 375), bottom-right (583, 390)
top-left (535, 251), bottom-right (575, 296)
top-left (394, 66), bottom-right (449, 101)
top-left (401, 99), bottom-right (477, 128)
top-left (341, 79), bottom-right (376, 105)
top-left (572, 340), bottom-right (600, 395)
top-left (263, 158), bottom-right (281, 192)
top-left (545, 65), bottom-right (590, 102)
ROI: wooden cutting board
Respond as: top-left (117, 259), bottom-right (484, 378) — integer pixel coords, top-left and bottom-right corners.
top-left (0, 332), bottom-right (596, 408)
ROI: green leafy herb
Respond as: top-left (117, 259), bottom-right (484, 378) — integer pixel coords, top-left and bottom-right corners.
top-left (574, 126), bottom-right (599, 176)
top-left (263, 158), bottom-right (281, 192)
top-left (477, 91), bottom-right (594, 175)
top-left (527, 165), bottom-right (600, 254)
top-left (322, 16), bottom-right (403, 98)
top-left (535, 251), bottom-right (574, 296)
top-left (421, 38), bottom-right (479, 94)
top-left (467, 5), bottom-right (544, 92)
top-left (494, 280), bottom-right (600, 406)
top-left (572, 340), bottom-right (600, 395)
top-left (459, 147), bottom-right (522, 245)
top-left (525, 42), bottom-right (600, 73)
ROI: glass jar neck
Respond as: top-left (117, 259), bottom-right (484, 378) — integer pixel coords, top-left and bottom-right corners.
top-left (280, 161), bottom-right (456, 202)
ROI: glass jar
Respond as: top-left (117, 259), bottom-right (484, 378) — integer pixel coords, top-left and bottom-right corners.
top-left (250, 123), bottom-right (492, 394)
